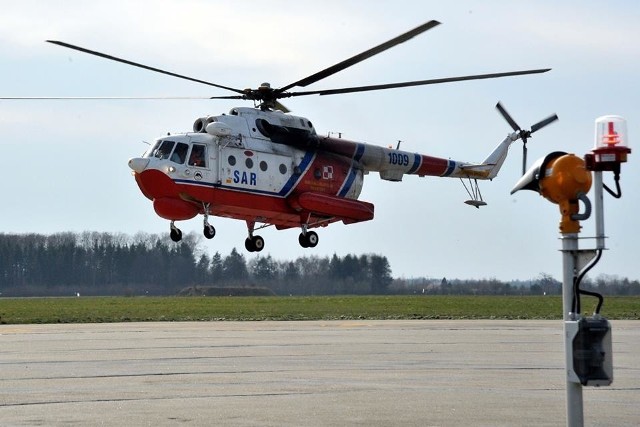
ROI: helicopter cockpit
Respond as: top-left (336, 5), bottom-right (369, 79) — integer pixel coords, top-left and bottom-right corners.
top-left (145, 139), bottom-right (208, 168)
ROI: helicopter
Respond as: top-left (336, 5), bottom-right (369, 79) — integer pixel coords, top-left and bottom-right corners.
top-left (5, 20), bottom-right (558, 252)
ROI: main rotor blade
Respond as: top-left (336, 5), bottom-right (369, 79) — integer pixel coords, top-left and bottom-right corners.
top-left (0, 96), bottom-right (216, 100)
top-left (285, 69), bottom-right (550, 98)
top-left (495, 101), bottom-right (521, 132)
top-left (208, 95), bottom-right (246, 100)
top-left (277, 20), bottom-right (441, 93)
top-left (530, 114), bottom-right (559, 133)
top-left (46, 40), bottom-right (246, 95)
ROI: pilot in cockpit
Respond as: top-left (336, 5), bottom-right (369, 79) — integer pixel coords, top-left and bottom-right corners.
top-left (189, 147), bottom-right (205, 167)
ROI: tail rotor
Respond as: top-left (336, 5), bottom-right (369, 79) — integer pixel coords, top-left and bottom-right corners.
top-left (496, 102), bottom-right (558, 175)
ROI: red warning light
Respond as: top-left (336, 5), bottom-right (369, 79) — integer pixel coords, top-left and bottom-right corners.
top-left (602, 121), bottom-right (620, 146)
top-left (585, 115), bottom-right (631, 171)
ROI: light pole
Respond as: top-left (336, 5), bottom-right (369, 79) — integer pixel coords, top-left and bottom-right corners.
top-left (511, 115), bottom-right (630, 426)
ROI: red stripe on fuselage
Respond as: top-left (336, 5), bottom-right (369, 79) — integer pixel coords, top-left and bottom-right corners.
top-left (414, 155), bottom-right (449, 176)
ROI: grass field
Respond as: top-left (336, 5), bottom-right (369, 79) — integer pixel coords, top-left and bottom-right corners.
top-left (1, 295), bottom-right (639, 324)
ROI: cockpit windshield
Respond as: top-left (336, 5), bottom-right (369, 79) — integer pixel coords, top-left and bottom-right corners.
top-left (145, 140), bottom-right (175, 160)
top-left (145, 140), bottom-right (190, 165)
top-left (143, 139), bottom-right (206, 167)
top-left (144, 140), bottom-right (161, 158)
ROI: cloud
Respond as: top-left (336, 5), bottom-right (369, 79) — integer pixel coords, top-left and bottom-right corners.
top-left (0, 1), bottom-right (370, 71)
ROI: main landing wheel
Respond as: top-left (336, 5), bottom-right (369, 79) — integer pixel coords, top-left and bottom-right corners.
top-left (203, 224), bottom-right (216, 239)
top-left (245, 235), bottom-right (265, 252)
top-left (170, 226), bottom-right (182, 242)
top-left (298, 231), bottom-right (318, 248)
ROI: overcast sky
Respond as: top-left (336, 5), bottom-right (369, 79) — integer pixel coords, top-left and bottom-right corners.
top-left (1, 0), bottom-right (639, 281)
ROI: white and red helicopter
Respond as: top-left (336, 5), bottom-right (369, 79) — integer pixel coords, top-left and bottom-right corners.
top-left (7, 20), bottom-right (557, 252)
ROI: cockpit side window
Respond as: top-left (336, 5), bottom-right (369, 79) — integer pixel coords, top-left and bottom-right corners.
top-left (154, 140), bottom-right (175, 160)
top-left (170, 142), bottom-right (189, 164)
top-left (188, 144), bottom-right (207, 168)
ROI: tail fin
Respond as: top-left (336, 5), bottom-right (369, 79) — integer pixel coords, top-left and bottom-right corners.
top-left (480, 133), bottom-right (517, 179)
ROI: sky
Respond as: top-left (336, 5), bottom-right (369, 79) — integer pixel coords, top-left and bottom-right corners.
top-left (1, 0), bottom-right (639, 282)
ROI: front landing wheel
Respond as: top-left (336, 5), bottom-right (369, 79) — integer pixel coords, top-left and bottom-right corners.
top-left (204, 224), bottom-right (216, 239)
top-left (170, 227), bottom-right (182, 242)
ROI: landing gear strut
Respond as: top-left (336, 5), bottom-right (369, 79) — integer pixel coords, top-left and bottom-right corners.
top-left (169, 221), bottom-right (182, 242)
top-left (298, 216), bottom-right (319, 248)
top-left (203, 207), bottom-right (216, 239)
top-left (245, 221), bottom-right (264, 252)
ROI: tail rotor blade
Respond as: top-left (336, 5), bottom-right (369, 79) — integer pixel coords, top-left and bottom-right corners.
top-left (495, 102), bottom-right (557, 175)
top-left (530, 114), bottom-right (559, 133)
top-left (495, 102), bottom-right (521, 132)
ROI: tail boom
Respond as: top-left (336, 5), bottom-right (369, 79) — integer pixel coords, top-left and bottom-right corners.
top-left (297, 133), bottom-right (516, 182)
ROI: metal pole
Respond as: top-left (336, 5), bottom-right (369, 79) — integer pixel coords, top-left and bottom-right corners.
top-left (593, 171), bottom-right (605, 249)
top-left (561, 233), bottom-right (583, 427)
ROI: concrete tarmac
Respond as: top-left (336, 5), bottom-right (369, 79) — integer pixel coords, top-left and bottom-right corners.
top-left (1, 320), bottom-right (638, 426)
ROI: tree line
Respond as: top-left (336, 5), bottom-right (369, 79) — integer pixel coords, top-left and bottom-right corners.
top-left (0, 232), bottom-right (392, 296)
top-left (2, 232), bottom-right (639, 297)
top-left (391, 273), bottom-right (640, 296)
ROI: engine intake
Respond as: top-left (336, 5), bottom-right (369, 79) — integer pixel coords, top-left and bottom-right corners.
top-left (192, 116), bottom-right (217, 133)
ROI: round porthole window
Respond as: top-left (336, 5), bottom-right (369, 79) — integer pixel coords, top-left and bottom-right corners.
top-left (245, 158), bottom-right (254, 169)
top-left (279, 164), bottom-right (287, 174)
top-left (260, 161), bottom-right (268, 171)
top-left (228, 155), bottom-right (236, 166)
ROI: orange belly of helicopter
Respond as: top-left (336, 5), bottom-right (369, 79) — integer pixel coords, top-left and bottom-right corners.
top-left (134, 169), bottom-right (179, 200)
top-left (288, 192), bottom-right (374, 222)
top-left (134, 170), bottom-right (199, 220)
top-left (151, 197), bottom-right (198, 220)
top-left (134, 168), bottom-right (374, 228)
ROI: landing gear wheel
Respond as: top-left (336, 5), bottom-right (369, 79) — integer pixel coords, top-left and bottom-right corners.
top-left (252, 235), bottom-right (265, 252)
top-left (203, 224), bottom-right (216, 239)
top-left (306, 231), bottom-right (318, 248)
top-left (298, 231), bottom-right (318, 248)
top-left (245, 235), bottom-right (265, 252)
top-left (170, 227), bottom-right (182, 242)
top-left (298, 233), bottom-right (309, 248)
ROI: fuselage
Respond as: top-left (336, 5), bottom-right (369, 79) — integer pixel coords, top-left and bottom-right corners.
top-left (128, 106), bottom-right (508, 232)
top-left (129, 107), bottom-right (372, 230)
